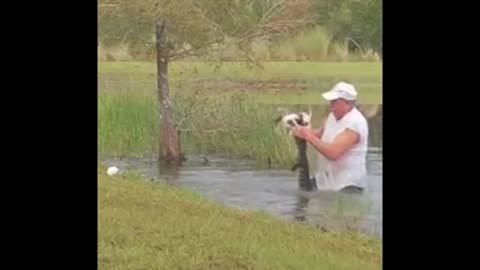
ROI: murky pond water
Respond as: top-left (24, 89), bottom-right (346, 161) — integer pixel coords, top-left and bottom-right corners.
top-left (103, 148), bottom-right (382, 239)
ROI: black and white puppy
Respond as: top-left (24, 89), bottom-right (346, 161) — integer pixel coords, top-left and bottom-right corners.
top-left (275, 111), bottom-right (312, 134)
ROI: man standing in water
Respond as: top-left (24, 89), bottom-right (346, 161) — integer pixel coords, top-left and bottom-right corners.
top-left (292, 81), bottom-right (369, 192)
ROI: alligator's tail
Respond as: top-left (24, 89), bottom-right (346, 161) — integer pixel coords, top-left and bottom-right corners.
top-left (292, 137), bottom-right (316, 191)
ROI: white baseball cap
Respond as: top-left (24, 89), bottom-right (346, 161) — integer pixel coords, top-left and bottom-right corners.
top-left (322, 81), bottom-right (357, 101)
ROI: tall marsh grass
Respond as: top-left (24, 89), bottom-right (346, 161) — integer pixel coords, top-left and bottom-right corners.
top-left (272, 26), bottom-right (333, 61)
top-left (98, 81), bottom-right (310, 168)
top-left (98, 44), bottom-right (132, 61)
top-left (98, 85), bottom-right (159, 158)
top-left (269, 26), bottom-right (380, 62)
top-left (174, 89), bottom-right (301, 167)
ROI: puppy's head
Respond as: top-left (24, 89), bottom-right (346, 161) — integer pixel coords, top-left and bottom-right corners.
top-left (297, 112), bottom-right (312, 128)
top-left (275, 111), bottom-right (312, 134)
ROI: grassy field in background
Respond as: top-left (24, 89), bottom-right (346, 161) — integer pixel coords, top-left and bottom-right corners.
top-left (98, 61), bottom-right (382, 104)
top-left (98, 165), bottom-right (382, 270)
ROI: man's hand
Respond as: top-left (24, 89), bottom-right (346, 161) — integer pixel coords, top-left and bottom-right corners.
top-left (292, 126), bottom-right (314, 141)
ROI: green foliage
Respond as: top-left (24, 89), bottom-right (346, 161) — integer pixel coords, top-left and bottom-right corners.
top-left (273, 26), bottom-right (333, 61)
top-left (98, 0), bottom-right (317, 60)
top-left (98, 0), bottom-right (382, 60)
top-left (354, 0), bottom-right (382, 53)
top-left (314, 0), bottom-right (382, 55)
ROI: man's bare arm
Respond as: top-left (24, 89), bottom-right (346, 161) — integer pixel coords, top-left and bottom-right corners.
top-left (294, 127), bottom-right (359, 161)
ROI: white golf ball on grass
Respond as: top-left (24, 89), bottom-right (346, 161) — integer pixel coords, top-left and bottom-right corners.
top-left (107, 166), bottom-right (119, 176)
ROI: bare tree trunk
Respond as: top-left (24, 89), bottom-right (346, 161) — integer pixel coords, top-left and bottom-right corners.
top-left (156, 20), bottom-right (182, 165)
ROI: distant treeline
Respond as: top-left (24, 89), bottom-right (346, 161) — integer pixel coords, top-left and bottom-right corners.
top-left (98, 0), bottom-right (381, 61)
